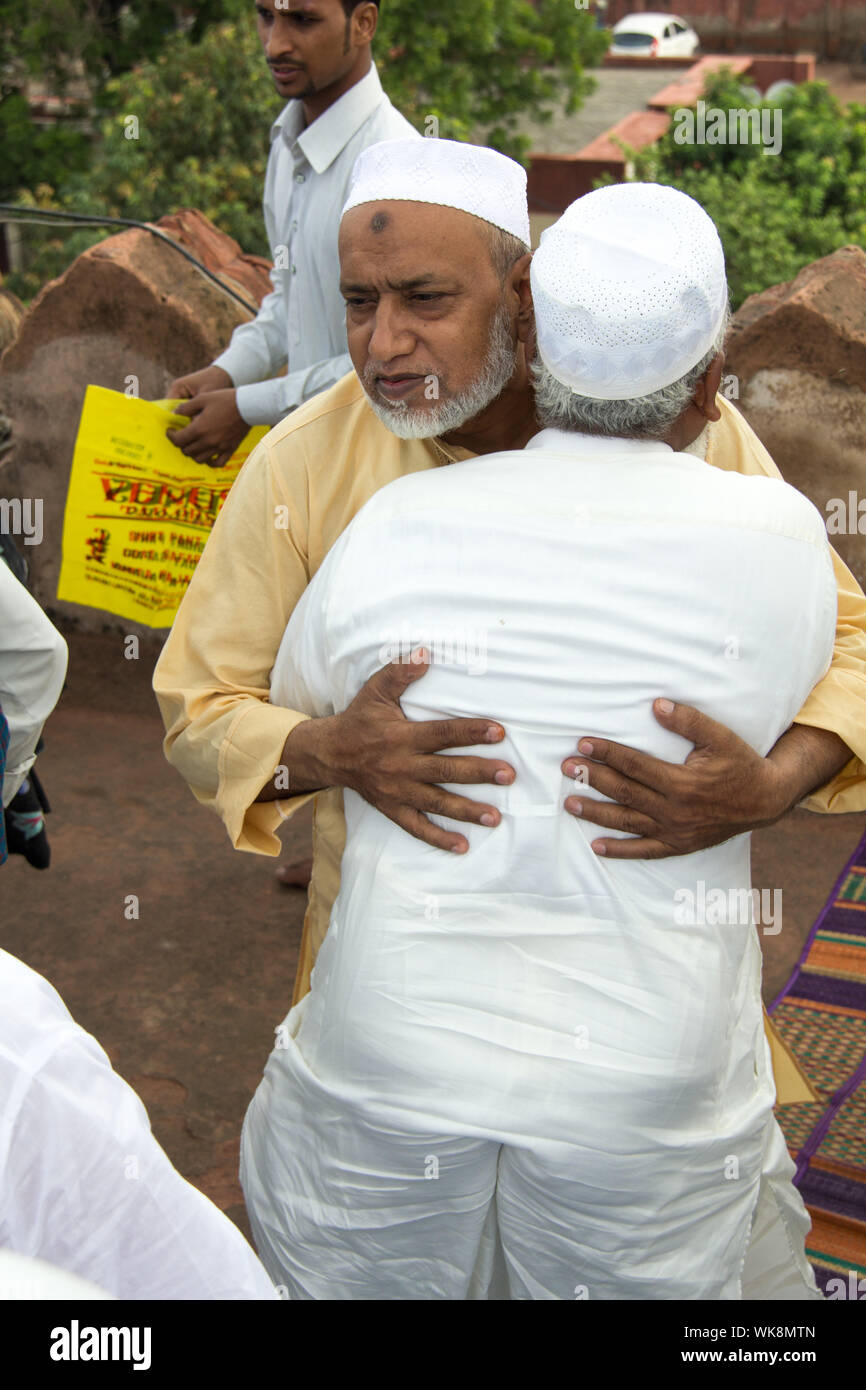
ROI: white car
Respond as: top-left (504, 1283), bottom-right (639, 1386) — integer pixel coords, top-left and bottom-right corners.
top-left (609, 12), bottom-right (701, 59)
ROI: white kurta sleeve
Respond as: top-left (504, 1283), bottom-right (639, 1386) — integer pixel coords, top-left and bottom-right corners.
top-left (234, 351), bottom-right (356, 427)
top-left (0, 951), bottom-right (279, 1301)
top-left (213, 269), bottom-right (290, 395)
top-left (0, 563), bottom-right (68, 805)
top-left (269, 527), bottom-right (354, 718)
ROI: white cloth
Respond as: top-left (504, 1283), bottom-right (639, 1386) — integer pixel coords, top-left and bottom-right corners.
top-left (0, 948), bottom-right (279, 1301)
top-left (0, 1250), bottom-right (114, 1300)
top-left (0, 561), bottom-right (67, 807)
top-left (214, 64), bottom-right (418, 426)
top-left (341, 137), bottom-right (531, 246)
top-left (740, 1111), bottom-right (823, 1301)
top-left (255, 428), bottom-right (836, 1299)
top-left (242, 1017), bottom-right (821, 1299)
top-left (531, 183), bottom-right (729, 399)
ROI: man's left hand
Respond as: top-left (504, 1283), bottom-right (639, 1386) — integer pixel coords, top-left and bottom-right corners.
top-left (166, 389), bottom-right (248, 468)
top-left (562, 698), bottom-right (789, 859)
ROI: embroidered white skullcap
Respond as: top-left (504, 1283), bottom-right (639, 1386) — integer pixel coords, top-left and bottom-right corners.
top-left (341, 138), bottom-right (531, 247)
top-left (531, 182), bottom-right (728, 400)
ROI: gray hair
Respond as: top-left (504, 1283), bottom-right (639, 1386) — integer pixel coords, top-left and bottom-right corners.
top-left (531, 306), bottom-right (732, 441)
top-left (485, 224), bottom-right (530, 282)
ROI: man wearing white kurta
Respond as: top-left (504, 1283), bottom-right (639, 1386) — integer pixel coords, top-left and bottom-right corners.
top-left (242, 183), bottom-right (835, 1299)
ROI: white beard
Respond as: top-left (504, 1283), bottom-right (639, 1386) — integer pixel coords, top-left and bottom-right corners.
top-left (362, 305), bottom-right (518, 440)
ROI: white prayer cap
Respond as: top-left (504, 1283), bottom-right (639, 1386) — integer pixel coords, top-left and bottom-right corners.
top-left (341, 138), bottom-right (531, 247)
top-left (531, 182), bottom-right (728, 400)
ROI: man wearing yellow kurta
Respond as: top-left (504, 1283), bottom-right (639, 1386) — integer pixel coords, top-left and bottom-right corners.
top-left (154, 153), bottom-right (866, 1118)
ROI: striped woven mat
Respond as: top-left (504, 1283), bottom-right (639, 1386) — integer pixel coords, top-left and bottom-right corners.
top-left (770, 828), bottom-right (866, 1298)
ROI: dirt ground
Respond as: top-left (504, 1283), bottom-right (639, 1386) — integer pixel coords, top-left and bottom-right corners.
top-left (2, 626), bottom-right (864, 1252)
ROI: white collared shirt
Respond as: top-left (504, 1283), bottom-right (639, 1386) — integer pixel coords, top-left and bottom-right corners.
top-left (214, 64), bottom-right (419, 426)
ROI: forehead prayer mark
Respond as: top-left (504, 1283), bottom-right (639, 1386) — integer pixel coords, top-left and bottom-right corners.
top-left (370, 212), bottom-right (390, 234)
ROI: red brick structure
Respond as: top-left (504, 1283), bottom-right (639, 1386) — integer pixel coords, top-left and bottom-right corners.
top-left (601, 1), bottom-right (866, 59)
top-left (527, 51), bottom-right (817, 214)
top-left (528, 111), bottom-right (672, 215)
top-left (645, 53), bottom-right (816, 104)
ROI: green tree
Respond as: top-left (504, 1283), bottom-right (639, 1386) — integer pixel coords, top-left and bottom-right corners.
top-left (612, 72), bottom-right (866, 307)
top-left (0, 0), bottom-right (246, 202)
top-left (0, 89), bottom-right (91, 202)
top-left (6, 18), bottom-right (282, 297)
top-left (0, 0), bottom-right (243, 85)
top-left (376, 0), bottom-right (607, 156)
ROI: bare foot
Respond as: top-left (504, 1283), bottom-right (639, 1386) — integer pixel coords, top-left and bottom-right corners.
top-left (276, 857), bottom-right (313, 889)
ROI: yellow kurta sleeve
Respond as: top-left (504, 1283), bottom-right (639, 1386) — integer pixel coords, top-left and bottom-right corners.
top-left (153, 432), bottom-right (318, 855)
top-left (710, 397), bottom-right (866, 813)
top-left (794, 543), bottom-right (866, 814)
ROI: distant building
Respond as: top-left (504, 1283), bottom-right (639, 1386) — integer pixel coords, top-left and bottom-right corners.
top-left (602, 1), bottom-right (865, 59)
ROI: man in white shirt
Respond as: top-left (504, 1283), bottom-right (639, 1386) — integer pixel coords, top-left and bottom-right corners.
top-left (241, 183), bottom-right (834, 1300)
top-left (166, 0), bottom-right (418, 466)
top-left (0, 947), bottom-right (279, 1300)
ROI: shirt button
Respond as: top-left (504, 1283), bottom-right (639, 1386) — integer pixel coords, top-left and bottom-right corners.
top-left (291, 265), bottom-right (297, 275)
top-left (294, 172), bottom-right (305, 184)
top-left (291, 220), bottom-right (298, 231)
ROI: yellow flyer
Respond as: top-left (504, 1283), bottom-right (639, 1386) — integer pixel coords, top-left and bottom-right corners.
top-left (57, 386), bottom-right (267, 627)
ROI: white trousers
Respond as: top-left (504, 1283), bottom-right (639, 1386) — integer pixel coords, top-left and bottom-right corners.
top-left (240, 1046), bottom-right (823, 1302)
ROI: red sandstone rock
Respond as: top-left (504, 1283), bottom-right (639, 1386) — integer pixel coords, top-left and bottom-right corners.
top-left (727, 245), bottom-right (866, 586)
top-left (728, 244), bottom-right (866, 391)
top-left (151, 209), bottom-right (273, 308)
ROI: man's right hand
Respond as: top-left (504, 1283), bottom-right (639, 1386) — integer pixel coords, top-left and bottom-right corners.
top-left (166, 365), bottom-right (233, 400)
top-left (261, 650), bottom-right (515, 853)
